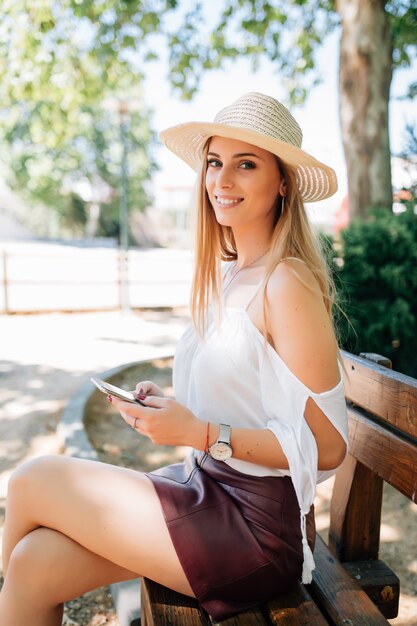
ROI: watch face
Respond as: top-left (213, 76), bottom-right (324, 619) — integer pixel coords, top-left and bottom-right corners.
top-left (210, 442), bottom-right (232, 461)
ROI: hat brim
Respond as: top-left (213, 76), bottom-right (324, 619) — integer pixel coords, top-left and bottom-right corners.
top-left (160, 122), bottom-right (338, 203)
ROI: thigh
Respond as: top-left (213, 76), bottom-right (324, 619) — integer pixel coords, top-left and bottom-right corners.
top-left (14, 455), bottom-right (194, 596)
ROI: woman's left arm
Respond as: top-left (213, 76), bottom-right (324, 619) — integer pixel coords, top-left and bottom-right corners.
top-left (110, 261), bottom-right (346, 470)
top-left (262, 260), bottom-right (347, 470)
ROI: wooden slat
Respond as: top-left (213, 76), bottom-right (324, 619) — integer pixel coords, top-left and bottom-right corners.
top-left (212, 606), bottom-right (268, 625)
top-left (141, 578), bottom-right (210, 626)
top-left (141, 577), bottom-right (329, 625)
top-left (341, 351), bottom-right (417, 439)
top-left (308, 536), bottom-right (389, 625)
top-left (347, 407), bottom-right (417, 501)
top-left (359, 353), bottom-right (392, 369)
top-left (329, 455), bottom-right (383, 560)
top-left (266, 582), bottom-right (329, 625)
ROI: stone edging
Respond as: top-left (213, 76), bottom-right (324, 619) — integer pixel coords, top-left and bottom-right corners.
top-left (57, 356), bottom-right (174, 459)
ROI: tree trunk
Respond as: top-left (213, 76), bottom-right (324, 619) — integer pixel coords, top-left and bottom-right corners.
top-left (337, 0), bottom-right (393, 219)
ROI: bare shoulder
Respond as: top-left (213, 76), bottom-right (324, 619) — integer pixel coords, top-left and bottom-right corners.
top-left (265, 258), bottom-right (340, 392)
top-left (267, 258), bottom-right (320, 298)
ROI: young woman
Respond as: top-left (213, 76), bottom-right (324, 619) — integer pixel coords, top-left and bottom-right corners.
top-left (0, 92), bottom-right (348, 625)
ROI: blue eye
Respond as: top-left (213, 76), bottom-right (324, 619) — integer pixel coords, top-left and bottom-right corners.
top-left (240, 161), bottom-right (256, 170)
top-left (207, 159), bottom-right (221, 168)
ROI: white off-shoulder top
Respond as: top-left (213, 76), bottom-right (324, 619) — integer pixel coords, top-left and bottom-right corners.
top-left (173, 264), bottom-right (349, 584)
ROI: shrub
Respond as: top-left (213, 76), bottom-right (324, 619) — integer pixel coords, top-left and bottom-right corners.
top-left (331, 207), bottom-right (417, 377)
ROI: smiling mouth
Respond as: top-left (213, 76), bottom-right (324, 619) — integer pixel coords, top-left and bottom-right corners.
top-left (215, 196), bottom-right (243, 206)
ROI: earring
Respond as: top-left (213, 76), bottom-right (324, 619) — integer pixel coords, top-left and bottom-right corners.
top-left (281, 195), bottom-right (285, 213)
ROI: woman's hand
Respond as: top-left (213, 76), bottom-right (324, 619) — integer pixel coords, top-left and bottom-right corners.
top-left (108, 394), bottom-right (207, 449)
top-left (134, 380), bottom-right (165, 399)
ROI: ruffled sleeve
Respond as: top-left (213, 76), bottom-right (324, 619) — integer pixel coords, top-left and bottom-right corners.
top-left (256, 342), bottom-right (348, 583)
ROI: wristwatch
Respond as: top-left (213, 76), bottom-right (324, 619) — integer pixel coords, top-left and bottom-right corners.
top-left (209, 423), bottom-right (233, 461)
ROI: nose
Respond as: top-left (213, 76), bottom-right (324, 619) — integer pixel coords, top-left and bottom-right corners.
top-left (216, 164), bottom-right (234, 189)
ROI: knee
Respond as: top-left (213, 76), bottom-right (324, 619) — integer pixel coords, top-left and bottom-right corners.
top-left (9, 454), bottom-right (58, 484)
top-left (8, 528), bottom-right (60, 583)
top-left (7, 455), bottom-right (62, 500)
top-left (6, 528), bottom-right (64, 604)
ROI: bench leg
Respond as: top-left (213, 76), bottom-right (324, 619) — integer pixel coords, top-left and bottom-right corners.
top-left (329, 454), bottom-right (383, 561)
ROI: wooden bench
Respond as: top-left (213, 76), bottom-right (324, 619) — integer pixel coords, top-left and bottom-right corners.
top-left (141, 351), bottom-right (417, 625)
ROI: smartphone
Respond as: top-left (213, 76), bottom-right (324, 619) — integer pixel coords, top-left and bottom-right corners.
top-left (90, 377), bottom-right (146, 405)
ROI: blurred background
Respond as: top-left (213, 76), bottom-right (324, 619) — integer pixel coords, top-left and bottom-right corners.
top-left (1, 0), bottom-right (417, 373)
top-left (1, 0), bottom-right (416, 373)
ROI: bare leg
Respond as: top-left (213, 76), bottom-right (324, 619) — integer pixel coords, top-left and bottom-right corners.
top-left (0, 527), bottom-right (138, 626)
top-left (1, 455), bottom-right (194, 625)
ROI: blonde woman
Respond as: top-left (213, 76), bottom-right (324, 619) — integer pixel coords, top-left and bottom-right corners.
top-left (0, 93), bottom-right (348, 625)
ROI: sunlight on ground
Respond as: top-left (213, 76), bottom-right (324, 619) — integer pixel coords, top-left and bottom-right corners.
top-left (26, 432), bottom-right (62, 459)
top-left (389, 594), bottom-right (417, 626)
top-left (145, 446), bottom-right (191, 466)
top-left (380, 523), bottom-right (401, 542)
top-left (0, 473), bottom-right (13, 499)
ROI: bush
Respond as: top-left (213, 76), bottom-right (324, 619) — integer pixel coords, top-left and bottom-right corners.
top-left (332, 207), bottom-right (417, 377)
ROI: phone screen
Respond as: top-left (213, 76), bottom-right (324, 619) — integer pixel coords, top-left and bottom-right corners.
top-left (90, 377), bottom-right (145, 405)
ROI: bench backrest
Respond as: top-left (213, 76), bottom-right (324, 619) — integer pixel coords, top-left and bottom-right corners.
top-left (329, 351), bottom-right (417, 561)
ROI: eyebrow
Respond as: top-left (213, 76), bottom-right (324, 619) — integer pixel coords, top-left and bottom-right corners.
top-left (207, 151), bottom-right (263, 160)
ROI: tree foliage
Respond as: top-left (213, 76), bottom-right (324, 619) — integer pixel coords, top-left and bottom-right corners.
top-left (165, 0), bottom-right (417, 104)
top-left (167, 0), bottom-right (336, 104)
top-left (1, 0), bottom-right (416, 233)
top-left (0, 0), bottom-right (170, 236)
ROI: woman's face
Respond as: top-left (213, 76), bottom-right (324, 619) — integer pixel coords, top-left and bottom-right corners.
top-left (205, 136), bottom-right (285, 231)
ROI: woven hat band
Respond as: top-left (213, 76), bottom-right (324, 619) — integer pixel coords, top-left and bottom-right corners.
top-left (214, 93), bottom-right (303, 149)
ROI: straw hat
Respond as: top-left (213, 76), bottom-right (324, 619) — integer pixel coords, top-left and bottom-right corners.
top-left (160, 92), bottom-right (337, 203)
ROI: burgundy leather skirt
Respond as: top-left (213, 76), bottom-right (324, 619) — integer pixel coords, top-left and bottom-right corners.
top-left (146, 451), bottom-right (315, 622)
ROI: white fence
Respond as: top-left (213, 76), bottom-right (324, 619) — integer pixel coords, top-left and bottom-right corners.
top-left (0, 241), bottom-right (193, 313)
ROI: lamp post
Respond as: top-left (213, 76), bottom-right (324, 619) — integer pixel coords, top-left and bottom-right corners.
top-left (118, 100), bottom-right (130, 314)
top-left (102, 97), bottom-right (141, 313)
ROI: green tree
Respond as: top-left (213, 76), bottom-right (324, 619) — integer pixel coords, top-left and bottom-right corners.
top-left (165, 0), bottom-right (417, 219)
top-left (2, 1), bottom-right (416, 231)
top-left (0, 0), bottom-right (161, 237)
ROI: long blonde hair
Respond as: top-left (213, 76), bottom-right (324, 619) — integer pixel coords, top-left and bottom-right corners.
top-left (190, 142), bottom-right (339, 348)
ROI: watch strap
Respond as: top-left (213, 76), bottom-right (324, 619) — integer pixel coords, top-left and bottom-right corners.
top-left (217, 423), bottom-right (231, 445)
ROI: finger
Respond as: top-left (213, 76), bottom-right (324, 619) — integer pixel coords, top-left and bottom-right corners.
top-left (133, 389), bottom-right (147, 401)
top-left (130, 415), bottom-right (140, 431)
top-left (135, 381), bottom-right (153, 395)
top-left (110, 396), bottom-right (146, 416)
top-left (117, 409), bottom-right (143, 432)
top-left (133, 384), bottom-right (150, 401)
top-left (140, 395), bottom-right (166, 409)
